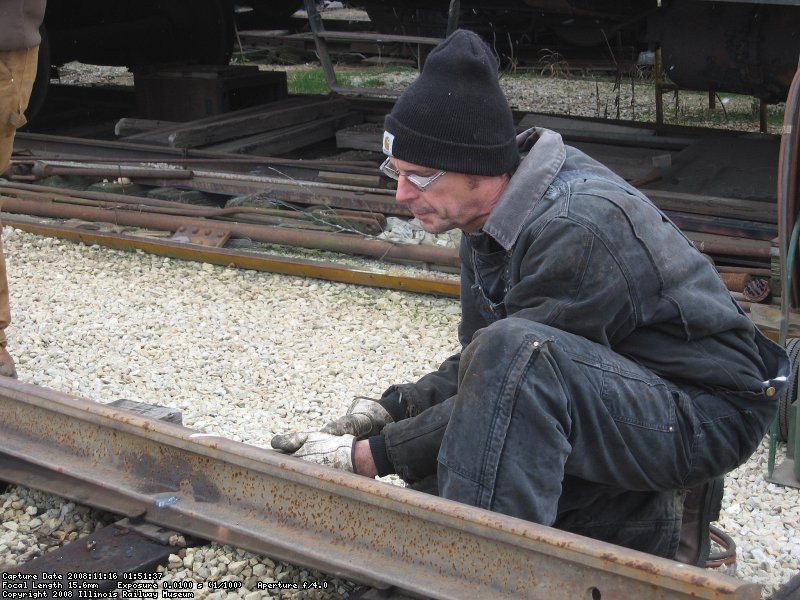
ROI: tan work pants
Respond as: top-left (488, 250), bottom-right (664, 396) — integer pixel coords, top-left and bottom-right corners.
top-left (0, 45), bottom-right (40, 344)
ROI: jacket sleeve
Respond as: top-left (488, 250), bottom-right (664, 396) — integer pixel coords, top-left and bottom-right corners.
top-left (377, 351), bottom-right (461, 420)
top-left (373, 240), bottom-right (489, 481)
top-left (374, 396), bottom-right (455, 482)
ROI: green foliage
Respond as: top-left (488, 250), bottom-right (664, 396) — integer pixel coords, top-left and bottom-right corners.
top-left (287, 65), bottom-right (416, 94)
top-left (286, 69), bottom-right (336, 95)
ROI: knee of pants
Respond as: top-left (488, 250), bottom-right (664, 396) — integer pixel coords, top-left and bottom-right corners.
top-left (455, 317), bottom-right (573, 435)
top-left (466, 318), bottom-right (554, 360)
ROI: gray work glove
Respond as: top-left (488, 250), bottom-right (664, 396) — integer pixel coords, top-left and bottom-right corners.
top-left (320, 396), bottom-right (393, 438)
top-left (271, 431), bottom-right (355, 471)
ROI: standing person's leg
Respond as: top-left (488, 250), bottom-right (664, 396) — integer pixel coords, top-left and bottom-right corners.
top-left (0, 236), bottom-right (13, 378)
top-left (436, 318), bottom-right (776, 556)
top-left (0, 45), bottom-right (40, 378)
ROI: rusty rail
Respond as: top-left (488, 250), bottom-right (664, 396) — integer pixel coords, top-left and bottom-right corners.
top-left (0, 184), bottom-right (459, 269)
top-left (0, 377), bottom-right (761, 599)
top-left (0, 215), bottom-right (461, 297)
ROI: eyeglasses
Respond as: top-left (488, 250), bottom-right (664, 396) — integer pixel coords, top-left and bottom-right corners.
top-left (379, 157), bottom-right (447, 192)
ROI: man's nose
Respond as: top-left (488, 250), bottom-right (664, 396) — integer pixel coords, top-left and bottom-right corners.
top-left (394, 176), bottom-right (419, 203)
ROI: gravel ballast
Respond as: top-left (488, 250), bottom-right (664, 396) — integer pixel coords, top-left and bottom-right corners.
top-left (1, 227), bottom-right (798, 598)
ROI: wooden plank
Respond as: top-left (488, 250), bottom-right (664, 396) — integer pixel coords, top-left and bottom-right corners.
top-left (121, 97), bottom-right (303, 144)
top-left (168, 97), bottom-right (353, 148)
top-left (122, 96), bottom-right (347, 147)
top-left (114, 117), bottom-right (180, 137)
top-left (337, 122), bottom-right (383, 151)
top-left (205, 111), bottom-right (363, 155)
top-left (2, 521), bottom-right (177, 586)
top-left (748, 304), bottom-right (800, 337)
top-left (644, 188), bottom-right (777, 224)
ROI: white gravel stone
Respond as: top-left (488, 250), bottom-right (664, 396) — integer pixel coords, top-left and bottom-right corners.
top-left (1, 227), bottom-right (798, 599)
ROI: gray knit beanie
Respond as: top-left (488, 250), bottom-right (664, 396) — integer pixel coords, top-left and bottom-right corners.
top-left (382, 29), bottom-right (520, 176)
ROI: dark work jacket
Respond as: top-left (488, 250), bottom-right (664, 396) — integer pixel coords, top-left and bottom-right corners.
top-left (372, 127), bottom-right (789, 483)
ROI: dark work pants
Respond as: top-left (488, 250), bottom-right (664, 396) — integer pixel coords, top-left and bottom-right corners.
top-left (437, 318), bottom-right (778, 556)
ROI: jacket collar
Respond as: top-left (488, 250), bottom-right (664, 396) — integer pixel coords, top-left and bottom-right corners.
top-left (482, 127), bottom-right (566, 251)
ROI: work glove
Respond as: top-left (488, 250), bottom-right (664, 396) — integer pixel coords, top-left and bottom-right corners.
top-left (319, 396), bottom-right (393, 438)
top-left (271, 431), bottom-right (355, 471)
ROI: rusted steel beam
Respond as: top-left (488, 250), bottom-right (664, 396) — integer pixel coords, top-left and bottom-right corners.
top-left (0, 216), bottom-right (461, 297)
top-left (0, 192), bottom-right (459, 269)
top-left (685, 232), bottom-right (772, 259)
top-left (30, 160), bottom-right (194, 180)
top-left (720, 272), bottom-right (752, 293)
top-left (4, 183), bottom-right (386, 235)
top-left (0, 378), bottom-right (762, 600)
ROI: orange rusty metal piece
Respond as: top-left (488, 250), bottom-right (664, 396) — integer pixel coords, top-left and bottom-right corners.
top-left (720, 272), bottom-right (752, 293)
top-left (0, 188), bottom-right (460, 269)
top-left (0, 378), bottom-right (762, 600)
top-left (0, 216), bottom-right (461, 297)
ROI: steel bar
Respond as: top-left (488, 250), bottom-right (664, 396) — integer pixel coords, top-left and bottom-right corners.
top-left (0, 193), bottom-right (459, 268)
top-left (2, 183), bottom-right (385, 234)
top-left (0, 378), bottom-right (761, 600)
top-left (0, 216), bottom-right (461, 297)
top-left (30, 161), bottom-right (194, 180)
top-left (685, 232), bottom-right (772, 259)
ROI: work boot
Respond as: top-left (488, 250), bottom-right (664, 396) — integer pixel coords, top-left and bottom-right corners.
top-left (0, 344), bottom-right (17, 378)
top-left (675, 475), bottom-right (725, 566)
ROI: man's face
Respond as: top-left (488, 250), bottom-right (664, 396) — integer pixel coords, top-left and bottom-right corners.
top-left (388, 158), bottom-right (508, 234)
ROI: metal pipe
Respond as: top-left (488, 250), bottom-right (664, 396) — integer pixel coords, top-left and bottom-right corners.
top-left (31, 161), bottom-right (194, 180)
top-left (0, 193), bottom-right (460, 268)
top-left (3, 183), bottom-right (385, 234)
top-left (685, 232), bottom-right (772, 259)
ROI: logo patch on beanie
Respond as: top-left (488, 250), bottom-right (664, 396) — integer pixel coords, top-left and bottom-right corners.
top-left (382, 131), bottom-right (394, 156)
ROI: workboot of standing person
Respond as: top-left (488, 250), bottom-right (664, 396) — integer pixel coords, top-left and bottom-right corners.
top-left (0, 0), bottom-right (48, 378)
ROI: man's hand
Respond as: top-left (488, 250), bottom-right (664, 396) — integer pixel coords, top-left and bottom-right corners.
top-left (320, 396), bottom-right (393, 438)
top-left (271, 431), bottom-right (355, 471)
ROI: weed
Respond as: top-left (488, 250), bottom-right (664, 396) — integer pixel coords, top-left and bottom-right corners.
top-left (535, 49), bottom-right (571, 79)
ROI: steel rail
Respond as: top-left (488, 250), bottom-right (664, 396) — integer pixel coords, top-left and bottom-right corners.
top-left (0, 215), bottom-right (461, 297)
top-left (0, 378), bottom-right (760, 599)
top-left (0, 190), bottom-right (459, 268)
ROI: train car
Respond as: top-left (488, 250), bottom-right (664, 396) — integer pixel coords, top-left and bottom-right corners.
top-left (29, 0), bottom-right (800, 120)
top-left (353, 0), bottom-right (800, 103)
